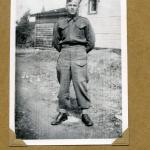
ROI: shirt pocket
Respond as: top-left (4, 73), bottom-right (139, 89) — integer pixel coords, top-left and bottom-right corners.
top-left (75, 22), bottom-right (86, 29)
top-left (75, 23), bottom-right (86, 38)
top-left (59, 23), bottom-right (68, 29)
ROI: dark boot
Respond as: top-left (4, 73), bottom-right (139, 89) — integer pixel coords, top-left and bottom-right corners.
top-left (82, 114), bottom-right (94, 126)
top-left (51, 112), bottom-right (68, 125)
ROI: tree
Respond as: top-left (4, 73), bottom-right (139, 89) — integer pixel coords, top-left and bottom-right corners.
top-left (16, 10), bottom-right (34, 48)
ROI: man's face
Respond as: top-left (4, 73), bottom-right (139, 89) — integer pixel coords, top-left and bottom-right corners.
top-left (66, 1), bottom-right (79, 15)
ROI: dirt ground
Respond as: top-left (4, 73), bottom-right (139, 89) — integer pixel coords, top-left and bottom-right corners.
top-left (15, 48), bottom-right (122, 139)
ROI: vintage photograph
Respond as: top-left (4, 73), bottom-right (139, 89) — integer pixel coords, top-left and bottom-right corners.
top-left (10, 0), bottom-right (128, 145)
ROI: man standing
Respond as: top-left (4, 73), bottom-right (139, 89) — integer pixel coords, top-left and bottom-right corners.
top-left (51, 0), bottom-right (95, 126)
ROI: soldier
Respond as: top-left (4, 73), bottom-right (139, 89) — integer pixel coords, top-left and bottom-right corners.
top-left (51, 0), bottom-right (95, 126)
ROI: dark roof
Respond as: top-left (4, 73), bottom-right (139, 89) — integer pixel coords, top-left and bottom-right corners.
top-left (31, 8), bottom-right (68, 17)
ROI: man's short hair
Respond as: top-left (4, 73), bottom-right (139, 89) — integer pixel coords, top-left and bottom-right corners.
top-left (66, 0), bottom-right (81, 4)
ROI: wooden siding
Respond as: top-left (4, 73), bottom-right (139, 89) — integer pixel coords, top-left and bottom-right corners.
top-left (35, 23), bottom-right (54, 48)
top-left (34, 16), bottom-right (65, 48)
top-left (79, 0), bottom-right (121, 49)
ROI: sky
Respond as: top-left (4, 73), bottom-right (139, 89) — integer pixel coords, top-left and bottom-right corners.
top-left (15, 0), bottom-right (66, 21)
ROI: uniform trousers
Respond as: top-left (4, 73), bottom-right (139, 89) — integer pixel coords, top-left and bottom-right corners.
top-left (56, 45), bottom-right (91, 112)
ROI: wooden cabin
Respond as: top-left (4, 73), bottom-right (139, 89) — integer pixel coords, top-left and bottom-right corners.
top-left (31, 0), bottom-right (121, 49)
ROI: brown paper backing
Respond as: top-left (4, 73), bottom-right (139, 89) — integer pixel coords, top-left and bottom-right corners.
top-left (9, 129), bottom-right (26, 146)
top-left (112, 129), bottom-right (129, 145)
top-left (1, 0), bottom-right (150, 149)
top-left (8, 128), bottom-right (129, 146)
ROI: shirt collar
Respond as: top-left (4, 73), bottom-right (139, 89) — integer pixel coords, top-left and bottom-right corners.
top-left (67, 14), bottom-right (79, 22)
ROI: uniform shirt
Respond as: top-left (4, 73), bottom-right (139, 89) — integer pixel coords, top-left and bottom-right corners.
top-left (52, 15), bottom-right (95, 53)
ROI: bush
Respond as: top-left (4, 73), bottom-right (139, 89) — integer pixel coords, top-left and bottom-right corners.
top-left (16, 10), bottom-right (35, 48)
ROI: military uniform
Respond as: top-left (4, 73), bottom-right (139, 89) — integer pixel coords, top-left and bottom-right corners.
top-left (52, 15), bottom-right (95, 112)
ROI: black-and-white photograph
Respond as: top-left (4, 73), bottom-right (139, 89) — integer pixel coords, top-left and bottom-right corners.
top-left (10, 0), bottom-right (128, 145)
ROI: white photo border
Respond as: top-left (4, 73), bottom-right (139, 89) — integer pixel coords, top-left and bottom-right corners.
top-left (9, 0), bottom-right (128, 145)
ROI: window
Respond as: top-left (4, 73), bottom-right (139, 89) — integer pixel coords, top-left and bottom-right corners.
top-left (88, 0), bottom-right (98, 14)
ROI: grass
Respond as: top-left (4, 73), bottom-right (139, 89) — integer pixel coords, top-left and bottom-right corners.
top-left (15, 48), bottom-right (122, 139)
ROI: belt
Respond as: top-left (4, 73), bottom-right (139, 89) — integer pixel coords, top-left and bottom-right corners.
top-left (61, 43), bottom-right (86, 48)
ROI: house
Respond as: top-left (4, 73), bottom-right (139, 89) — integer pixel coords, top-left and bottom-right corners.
top-left (31, 0), bottom-right (121, 49)
top-left (79, 0), bottom-right (121, 48)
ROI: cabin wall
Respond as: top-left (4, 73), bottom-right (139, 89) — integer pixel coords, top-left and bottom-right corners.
top-left (34, 16), bottom-right (64, 48)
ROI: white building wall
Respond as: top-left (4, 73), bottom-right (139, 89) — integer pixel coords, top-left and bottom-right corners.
top-left (79, 0), bottom-right (121, 49)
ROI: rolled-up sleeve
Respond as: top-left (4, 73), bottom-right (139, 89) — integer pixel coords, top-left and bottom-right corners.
top-left (85, 20), bottom-right (95, 53)
top-left (52, 22), bottom-right (61, 52)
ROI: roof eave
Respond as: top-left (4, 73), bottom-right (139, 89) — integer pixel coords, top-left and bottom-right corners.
top-left (31, 12), bottom-right (67, 17)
